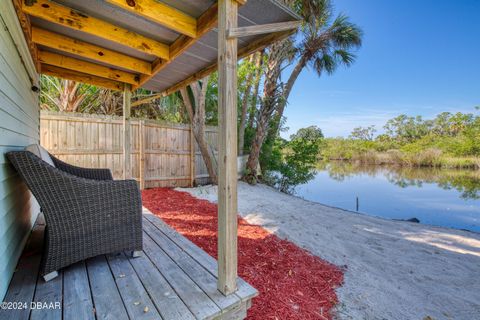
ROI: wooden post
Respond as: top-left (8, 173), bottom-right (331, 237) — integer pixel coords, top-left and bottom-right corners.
top-left (189, 125), bottom-right (196, 187)
top-left (123, 83), bottom-right (132, 179)
top-left (217, 0), bottom-right (238, 295)
top-left (139, 120), bottom-right (145, 189)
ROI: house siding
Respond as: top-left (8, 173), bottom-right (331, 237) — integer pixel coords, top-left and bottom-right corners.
top-left (0, 1), bottom-right (40, 299)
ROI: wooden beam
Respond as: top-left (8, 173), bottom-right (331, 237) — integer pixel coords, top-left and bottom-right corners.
top-left (139, 120), bottom-right (145, 189)
top-left (133, 2), bottom-right (219, 90)
top-left (40, 64), bottom-right (124, 91)
top-left (123, 84), bottom-right (132, 179)
top-left (132, 27), bottom-right (295, 107)
top-left (131, 93), bottom-right (163, 107)
top-left (131, 29), bottom-right (295, 106)
top-left (217, 0), bottom-right (238, 296)
top-left (189, 125), bottom-right (196, 187)
top-left (32, 27), bottom-right (152, 75)
top-left (227, 20), bottom-right (301, 38)
top-left (38, 51), bottom-right (139, 85)
top-left (11, 0), bottom-right (40, 71)
top-left (105, 0), bottom-right (197, 38)
top-left (135, 28), bottom-right (295, 103)
top-left (23, 0), bottom-right (170, 59)
top-left (237, 29), bottom-right (296, 63)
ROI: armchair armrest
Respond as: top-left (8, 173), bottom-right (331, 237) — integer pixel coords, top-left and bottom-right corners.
top-left (50, 154), bottom-right (113, 180)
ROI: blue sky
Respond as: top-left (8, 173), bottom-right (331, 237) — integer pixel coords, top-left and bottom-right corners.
top-left (282, 0), bottom-right (480, 138)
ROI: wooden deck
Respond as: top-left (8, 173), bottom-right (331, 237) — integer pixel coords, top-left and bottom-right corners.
top-left (1, 208), bottom-right (257, 320)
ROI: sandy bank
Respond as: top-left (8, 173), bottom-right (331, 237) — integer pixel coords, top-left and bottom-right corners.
top-left (178, 182), bottom-right (480, 320)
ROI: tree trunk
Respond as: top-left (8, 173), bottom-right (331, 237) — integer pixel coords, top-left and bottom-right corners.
top-left (245, 103), bottom-right (272, 183)
top-left (180, 77), bottom-right (218, 184)
top-left (194, 125), bottom-right (218, 184)
top-left (58, 80), bottom-right (88, 112)
top-left (247, 51), bottom-right (264, 129)
top-left (245, 42), bottom-right (285, 183)
top-left (271, 56), bottom-right (306, 136)
top-left (238, 53), bottom-right (260, 155)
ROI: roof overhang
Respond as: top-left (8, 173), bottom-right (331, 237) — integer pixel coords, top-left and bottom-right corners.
top-left (14, 0), bottom-right (301, 95)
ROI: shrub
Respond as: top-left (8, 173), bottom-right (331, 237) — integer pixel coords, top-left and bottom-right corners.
top-left (415, 148), bottom-right (443, 167)
top-left (264, 127), bottom-right (323, 194)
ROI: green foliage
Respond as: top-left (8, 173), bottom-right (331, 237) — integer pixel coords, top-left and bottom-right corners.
top-left (321, 138), bottom-right (380, 160)
top-left (264, 126), bottom-right (324, 193)
top-left (350, 125), bottom-right (376, 141)
top-left (290, 125), bottom-right (324, 140)
top-left (321, 109), bottom-right (480, 169)
top-left (40, 76), bottom-right (100, 112)
top-left (383, 115), bottom-right (430, 143)
top-left (292, 0), bottom-right (363, 77)
top-left (203, 73), bottom-right (219, 125)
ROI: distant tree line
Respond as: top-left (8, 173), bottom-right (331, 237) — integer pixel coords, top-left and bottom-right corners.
top-left (321, 109), bottom-right (480, 169)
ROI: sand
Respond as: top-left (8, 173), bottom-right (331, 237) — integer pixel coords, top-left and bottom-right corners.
top-left (178, 182), bottom-right (480, 320)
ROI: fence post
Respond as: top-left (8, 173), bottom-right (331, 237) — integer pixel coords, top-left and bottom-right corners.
top-left (139, 120), bottom-right (145, 189)
top-left (123, 84), bottom-right (132, 180)
top-left (190, 125), bottom-right (196, 187)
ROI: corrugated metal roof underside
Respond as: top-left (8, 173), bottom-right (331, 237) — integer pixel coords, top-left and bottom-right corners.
top-left (30, 0), bottom-right (299, 92)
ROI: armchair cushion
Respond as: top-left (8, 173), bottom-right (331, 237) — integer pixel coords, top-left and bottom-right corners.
top-left (25, 144), bottom-right (55, 167)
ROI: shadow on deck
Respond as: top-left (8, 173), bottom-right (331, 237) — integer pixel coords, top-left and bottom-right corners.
top-left (1, 208), bottom-right (257, 320)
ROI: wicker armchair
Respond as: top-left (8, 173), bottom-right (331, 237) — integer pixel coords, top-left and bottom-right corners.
top-left (7, 151), bottom-right (143, 281)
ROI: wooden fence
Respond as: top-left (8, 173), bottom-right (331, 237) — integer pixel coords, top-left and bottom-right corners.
top-left (40, 111), bottom-right (218, 188)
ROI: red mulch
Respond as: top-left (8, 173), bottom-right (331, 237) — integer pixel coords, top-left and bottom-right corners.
top-left (142, 188), bottom-right (344, 320)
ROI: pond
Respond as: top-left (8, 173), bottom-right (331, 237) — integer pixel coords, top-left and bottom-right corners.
top-left (295, 162), bottom-right (480, 232)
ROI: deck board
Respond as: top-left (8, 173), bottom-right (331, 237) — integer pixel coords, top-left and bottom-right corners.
top-left (30, 269), bottom-right (63, 320)
top-left (63, 261), bottom-right (95, 320)
top-left (86, 255), bottom-right (129, 320)
top-left (144, 213), bottom-right (258, 301)
top-left (0, 219), bottom-right (44, 320)
top-left (107, 252), bottom-right (162, 320)
top-left (1, 209), bottom-right (257, 320)
top-left (143, 218), bottom-right (241, 312)
top-left (127, 248), bottom-right (196, 320)
top-left (142, 233), bottom-right (221, 319)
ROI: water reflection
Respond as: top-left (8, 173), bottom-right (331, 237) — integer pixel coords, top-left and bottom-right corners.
top-left (296, 162), bottom-right (480, 232)
top-left (321, 161), bottom-right (480, 200)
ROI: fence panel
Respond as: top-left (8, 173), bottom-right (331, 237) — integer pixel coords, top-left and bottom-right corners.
top-left (40, 111), bottom-right (218, 188)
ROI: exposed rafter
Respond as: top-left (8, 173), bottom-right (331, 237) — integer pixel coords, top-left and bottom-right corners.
top-left (11, 0), bottom-right (39, 71)
top-left (133, 2), bottom-right (219, 90)
top-left (16, 0), bottom-right (297, 97)
top-left (227, 20), bottom-right (301, 38)
top-left (105, 0), bottom-right (197, 38)
top-left (22, 0), bottom-right (170, 59)
top-left (132, 29), bottom-right (295, 107)
top-left (41, 64), bottom-right (124, 91)
top-left (38, 51), bottom-right (139, 85)
top-left (31, 27), bottom-right (152, 75)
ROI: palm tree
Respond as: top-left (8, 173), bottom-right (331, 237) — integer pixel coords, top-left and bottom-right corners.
top-left (245, 0), bottom-right (363, 183)
top-left (40, 76), bottom-right (98, 112)
top-left (276, 1), bottom-right (362, 125)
